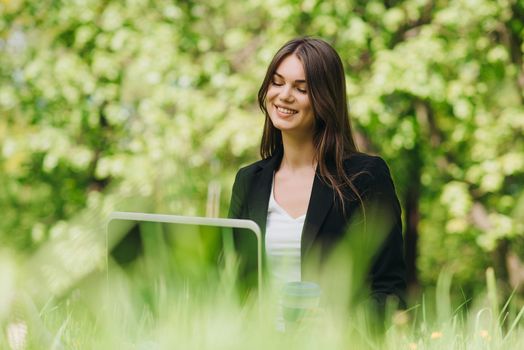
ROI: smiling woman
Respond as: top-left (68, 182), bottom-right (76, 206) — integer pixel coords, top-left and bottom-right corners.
top-left (229, 37), bottom-right (406, 327)
top-left (266, 55), bottom-right (315, 137)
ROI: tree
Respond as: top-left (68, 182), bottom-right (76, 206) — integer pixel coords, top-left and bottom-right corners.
top-left (1, 0), bottom-right (523, 300)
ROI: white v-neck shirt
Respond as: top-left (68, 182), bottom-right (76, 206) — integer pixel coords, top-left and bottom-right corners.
top-left (265, 175), bottom-right (307, 331)
top-left (265, 175), bottom-right (306, 287)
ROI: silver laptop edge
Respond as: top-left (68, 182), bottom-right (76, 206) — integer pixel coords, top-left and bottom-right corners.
top-left (106, 211), bottom-right (263, 294)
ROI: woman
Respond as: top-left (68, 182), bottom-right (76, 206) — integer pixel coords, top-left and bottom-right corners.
top-left (229, 37), bottom-right (406, 311)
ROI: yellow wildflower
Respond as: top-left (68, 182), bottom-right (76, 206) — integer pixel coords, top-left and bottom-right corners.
top-left (430, 331), bottom-right (443, 339)
top-left (479, 329), bottom-right (491, 341)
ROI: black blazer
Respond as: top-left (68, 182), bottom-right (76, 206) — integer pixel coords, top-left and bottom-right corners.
top-left (228, 149), bottom-right (406, 307)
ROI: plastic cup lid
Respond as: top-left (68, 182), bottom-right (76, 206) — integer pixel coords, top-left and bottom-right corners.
top-left (282, 281), bottom-right (321, 297)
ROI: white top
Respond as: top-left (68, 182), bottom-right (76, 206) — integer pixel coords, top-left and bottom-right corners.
top-left (265, 177), bottom-right (305, 286)
top-left (265, 175), bottom-right (306, 330)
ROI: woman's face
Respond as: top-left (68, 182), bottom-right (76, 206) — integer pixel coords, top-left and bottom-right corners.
top-left (266, 54), bottom-right (315, 138)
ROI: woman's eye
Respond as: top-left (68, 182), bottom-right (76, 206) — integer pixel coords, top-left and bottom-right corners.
top-left (297, 87), bottom-right (307, 93)
top-left (271, 80), bottom-right (283, 86)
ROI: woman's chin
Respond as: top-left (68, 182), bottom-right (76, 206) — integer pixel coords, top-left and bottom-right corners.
top-left (271, 119), bottom-right (294, 132)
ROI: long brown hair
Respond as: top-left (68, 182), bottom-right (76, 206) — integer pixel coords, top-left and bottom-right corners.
top-left (258, 37), bottom-right (362, 212)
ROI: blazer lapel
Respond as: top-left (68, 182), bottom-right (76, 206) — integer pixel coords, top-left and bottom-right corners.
top-left (301, 170), bottom-right (334, 258)
top-left (246, 150), bottom-right (334, 262)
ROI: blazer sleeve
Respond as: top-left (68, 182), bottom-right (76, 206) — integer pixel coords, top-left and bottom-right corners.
top-left (364, 157), bottom-right (407, 309)
top-left (228, 168), bottom-right (246, 219)
top-left (227, 167), bottom-right (259, 297)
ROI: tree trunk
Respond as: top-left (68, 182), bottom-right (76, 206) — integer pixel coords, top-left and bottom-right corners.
top-left (404, 159), bottom-right (421, 290)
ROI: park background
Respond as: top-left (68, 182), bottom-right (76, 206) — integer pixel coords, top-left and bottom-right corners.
top-left (1, 0), bottom-right (524, 348)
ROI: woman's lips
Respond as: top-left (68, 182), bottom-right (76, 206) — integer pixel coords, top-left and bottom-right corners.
top-left (274, 104), bottom-right (298, 117)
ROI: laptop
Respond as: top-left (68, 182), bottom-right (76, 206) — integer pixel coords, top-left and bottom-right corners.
top-left (106, 212), bottom-right (262, 310)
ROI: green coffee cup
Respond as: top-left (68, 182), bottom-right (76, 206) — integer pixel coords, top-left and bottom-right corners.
top-left (282, 281), bottom-right (321, 329)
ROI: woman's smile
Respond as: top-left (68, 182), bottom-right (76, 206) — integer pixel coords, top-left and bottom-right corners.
top-left (274, 104), bottom-right (298, 117)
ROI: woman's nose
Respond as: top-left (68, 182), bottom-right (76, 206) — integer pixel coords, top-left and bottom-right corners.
top-left (279, 84), bottom-right (294, 102)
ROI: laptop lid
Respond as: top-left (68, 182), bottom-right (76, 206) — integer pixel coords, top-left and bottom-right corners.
top-left (106, 212), bottom-right (262, 307)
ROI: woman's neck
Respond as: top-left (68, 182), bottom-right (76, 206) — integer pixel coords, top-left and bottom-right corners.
top-left (280, 134), bottom-right (316, 172)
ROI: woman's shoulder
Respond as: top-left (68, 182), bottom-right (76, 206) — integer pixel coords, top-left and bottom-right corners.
top-left (342, 152), bottom-right (398, 194)
top-left (343, 152), bottom-right (391, 177)
top-left (234, 157), bottom-right (272, 179)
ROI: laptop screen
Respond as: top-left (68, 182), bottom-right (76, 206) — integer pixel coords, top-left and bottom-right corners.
top-left (106, 212), bottom-right (262, 311)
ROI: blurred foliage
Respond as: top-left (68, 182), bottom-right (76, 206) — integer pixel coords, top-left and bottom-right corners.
top-left (1, 0), bottom-right (524, 299)
top-left (2, 244), bottom-right (524, 349)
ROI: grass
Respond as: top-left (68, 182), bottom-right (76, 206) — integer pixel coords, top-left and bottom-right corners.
top-left (1, 252), bottom-right (524, 349)
top-left (1, 216), bottom-right (523, 349)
